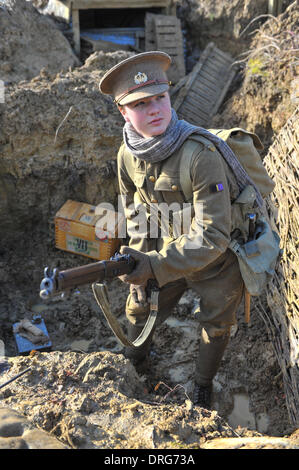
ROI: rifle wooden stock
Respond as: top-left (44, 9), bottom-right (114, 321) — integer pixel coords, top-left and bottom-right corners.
top-left (40, 253), bottom-right (135, 298)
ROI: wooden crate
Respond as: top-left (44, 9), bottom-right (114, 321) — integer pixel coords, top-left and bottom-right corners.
top-left (171, 42), bottom-right (236, 126)
top-left (145, 13), bottom-right (185, 83)
top-left (55, 199), bottom-right (122, 260)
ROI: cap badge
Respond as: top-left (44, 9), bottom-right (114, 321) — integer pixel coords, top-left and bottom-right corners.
top-left (134, 72), bottom-right (148, 85)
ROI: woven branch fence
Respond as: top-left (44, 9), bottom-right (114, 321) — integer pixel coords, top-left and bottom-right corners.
top-left (256, 106), bottom-right (299, 427)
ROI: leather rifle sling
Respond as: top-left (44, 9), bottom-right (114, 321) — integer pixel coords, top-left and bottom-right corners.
top-left (92, 282), bottom-right (159, 348)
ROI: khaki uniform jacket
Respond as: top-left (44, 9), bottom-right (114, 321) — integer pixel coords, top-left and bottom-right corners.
top-left (117, 137), bottom-right (243, 288)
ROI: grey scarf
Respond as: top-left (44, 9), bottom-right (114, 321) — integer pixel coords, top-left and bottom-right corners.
top-left (123, 109), bottom-right (263, 208)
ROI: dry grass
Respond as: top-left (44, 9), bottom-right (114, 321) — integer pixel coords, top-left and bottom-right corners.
top-left (233, 3), bottom-right (298, 86)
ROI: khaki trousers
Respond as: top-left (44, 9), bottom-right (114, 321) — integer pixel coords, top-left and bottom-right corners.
top-left (125, 249), bottom-right (244, 385)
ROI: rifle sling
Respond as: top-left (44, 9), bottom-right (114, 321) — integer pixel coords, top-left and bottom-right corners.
top-left (92, 282), bottom-right (159, 349)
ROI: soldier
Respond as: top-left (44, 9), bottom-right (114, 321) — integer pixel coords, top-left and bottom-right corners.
top-left (99, 51), bottom-right (264, 409)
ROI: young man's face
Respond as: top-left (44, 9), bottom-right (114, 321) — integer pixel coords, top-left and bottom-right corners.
top-left (119, 92), bottom-right (172, 138)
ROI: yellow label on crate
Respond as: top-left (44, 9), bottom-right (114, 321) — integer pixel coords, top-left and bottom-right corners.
top-left (66, 234), bottom-right (100, 257)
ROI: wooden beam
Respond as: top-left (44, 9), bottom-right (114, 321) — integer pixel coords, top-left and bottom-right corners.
top-left (42, 0), bottom-right (71, 21)
top-left (165, 0), bottom-right (176, 15)
top-left (72, 0), bottom-right (171, 9)
top-left (268, 0), bottom-right (283, 16)
top-left (72, 8), bottom-right (80, 56)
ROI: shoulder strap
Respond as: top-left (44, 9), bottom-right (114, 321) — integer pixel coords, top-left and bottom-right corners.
top-left (179, 129), bottom-right (270, 202)
top-left (179, 134), bottom-right (214, 202)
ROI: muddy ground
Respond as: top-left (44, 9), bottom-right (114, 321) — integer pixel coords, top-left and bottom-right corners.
top-left (0, 0), bottom-right (298, 450)
top-left (0, 239), bottom-right (296, 449)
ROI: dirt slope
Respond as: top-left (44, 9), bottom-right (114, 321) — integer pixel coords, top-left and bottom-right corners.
top-left (0, 0), bottom-right (78, 84)
top-left (211, 1), bottom-right (298, 150)
top-left (0, 50), bottom-right (132, 246)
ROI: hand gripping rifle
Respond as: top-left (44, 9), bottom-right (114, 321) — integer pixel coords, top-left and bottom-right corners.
top-left (39, 253), bottom-right (159, 349)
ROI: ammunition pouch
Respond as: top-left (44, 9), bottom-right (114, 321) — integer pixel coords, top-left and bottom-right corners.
top-left (229, 217), bottom-right (281, 296)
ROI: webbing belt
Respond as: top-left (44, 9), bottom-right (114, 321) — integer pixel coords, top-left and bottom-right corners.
top-left (92, 282), bottom-right (159, 348)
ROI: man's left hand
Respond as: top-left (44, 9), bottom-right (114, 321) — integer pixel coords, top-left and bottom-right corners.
top-left (119, 246), bottom-right (154, 286)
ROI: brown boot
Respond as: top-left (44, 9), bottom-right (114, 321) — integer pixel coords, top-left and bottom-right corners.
top-left (193, 383), bottom-right (213, 409)
top-left (124, 323), bottom-right (153, 374)
top-left (193, 328), bottom-right (230, 408)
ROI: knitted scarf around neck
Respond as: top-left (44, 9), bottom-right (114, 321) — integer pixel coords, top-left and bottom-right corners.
top-left (123, 109), bottom-right (263, 208)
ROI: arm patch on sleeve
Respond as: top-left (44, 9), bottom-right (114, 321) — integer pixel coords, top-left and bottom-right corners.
top-left (210, 182), bottom-right (224, 193)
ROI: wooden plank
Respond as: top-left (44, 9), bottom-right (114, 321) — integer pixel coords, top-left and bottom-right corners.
top-left (180, 90), bottom-right (212, 111)
top-left (197, 69), bottom-right (233, 91)
top-left (72, 8), bottom-right (80, 55)
top-left (181, 94), bottom-right (209, 111)
top-left (173, 42), bottom-right (215, 111)
top-left (185, 83), bottom-right (214, 101)
top-left (187, 88), bottom-right (213, 107)
top-left (180, 98), bottom-right (210, 119)
top-left (180, 107), bottom-right (208, 126)
top-left (72, 0), bottom-right (171, 8)
top-left (179, 109), bottom-right (209, 126)
top-left (174, 42), bottom-right (236, 126)
top-left (207, 52), bottom-right (232, 67)
top-left (186, 96), bottom-right (213, 113)
top-left (43, 0), bottom-right (71, 21)
top-left (155, 26), bottom-right (177, 34)
top-left (195, 69), bottom-right (226, 88)
top-left (179, 105), bottom-right (204, 122)
top-left (203, 53), bottom-right (231, 69)
top-left (196, 69), bottom-right (224, 86)
top-left (191, 68), bottom-right (218, 88)
top-left (145, 12), bottom-right (158, 50)
top-left (204, 58), bottom-right (229, 74)
top-left (210, 46), bottom-right (235, 63)
top-left (154, 15), bottom-right (180, 26)
top-left (192, 76), bottom-right (218, 95)
top-left (192, 81), bottom-right (228, 107)
top-left (209, 52), bottom-right (232, 66)
top-left (145, 13), bottom-right (185, 83)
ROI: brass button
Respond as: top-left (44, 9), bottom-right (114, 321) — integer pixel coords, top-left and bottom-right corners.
top-left (151, 198), bottom-right (158, 204)
top-left (149, 175), bottom-right (156, 183)
top-left (171, 184), bottom-right (178, 191)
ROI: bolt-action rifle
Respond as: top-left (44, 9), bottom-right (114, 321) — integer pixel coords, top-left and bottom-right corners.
top-left (39, 253), bottom-right (159, 349)
top-left (39, 253), bottom-right (136, 299)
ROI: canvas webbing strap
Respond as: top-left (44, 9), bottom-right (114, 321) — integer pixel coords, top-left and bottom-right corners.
top-left (92, 282), bottom-right (159, 349)
top-left (179, 134), bottom-right (214, 202)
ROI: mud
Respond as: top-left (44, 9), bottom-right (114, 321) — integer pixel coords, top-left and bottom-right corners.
top-left (0, 0), bottom-right (298, 450)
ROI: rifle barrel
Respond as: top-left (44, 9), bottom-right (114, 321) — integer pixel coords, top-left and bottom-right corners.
top-left (40, 253), bottom-right (135, 298)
